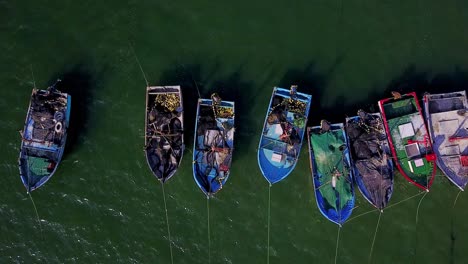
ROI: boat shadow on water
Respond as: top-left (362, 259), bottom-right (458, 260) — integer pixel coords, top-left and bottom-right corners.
top-left (159, 64), bottom-right (259, 161)
top-left (50, 64), bottom-right (97, 157)
top-left (278, 60), bottom-right (344, 125)
top-left (212, 70), bottom-right (258, 160)
top-left (159, 64), bottom-right (203, 150)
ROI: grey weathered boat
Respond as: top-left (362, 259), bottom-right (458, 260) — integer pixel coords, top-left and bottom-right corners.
top-left (424, 91), bottom-right (468, 190)
top-left (145, 86), bottom-right (184, 183)
top-left (19, 81), bottom-right (71, 193)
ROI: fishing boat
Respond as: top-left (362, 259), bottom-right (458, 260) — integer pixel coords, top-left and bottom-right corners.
top-left (308, 121), bottom-right (355, 226)
top-left (258, 86), bottom-right (312, 184)
top-left (193, 93), bottom-right (235, 196)
top-left (424, 91), bottom-right (468, 190)
top-left (145, 86), bottom-right (184, 183)
top-left (378, 92), bottom-right (436, 191)
top-left (345, 110), bottom-right (393, 210)
top-left (18, 80), bottom-right (71, 193)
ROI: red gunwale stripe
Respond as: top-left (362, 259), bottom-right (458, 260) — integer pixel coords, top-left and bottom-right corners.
top-left (378, 92), bottom-right (436, 191)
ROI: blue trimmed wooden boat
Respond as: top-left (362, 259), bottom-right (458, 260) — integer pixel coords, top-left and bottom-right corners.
top-left (345, 111), bottom-right (394, 210)
top-left (144, 85), bottom-right (184, 183)
top-left (18, 80), bottom-right (71, 193)
top-left (258, 86), bottom-right (312, 185)
top-left (308, 121), bottom-right (355, 226)
top-left (424, 91), bottom-right (468, 190)
top-left (193, 93), bottom-right (235, 196)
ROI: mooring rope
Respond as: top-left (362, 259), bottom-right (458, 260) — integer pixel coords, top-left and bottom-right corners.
top-left (415, 191), bottom-right (428, 224)
top-left (28, 192), bottom-right (43, 237)
top-left (161, 184), bottom-right (174, 264)
top-left (385, 191), bottom-right (425, 210)
top-left (368, 211), bottom-right (382, 263)
top-left (128, 42), bottom-right (149, 87)
top-left (30, 64), bottom-right (36, 89)
top-left (267, 183), bottom-right (272, 264)
top-left (347, 191), bottom-right (424, 224)
top-left (334, 226), bottom-right (341, 264)
top-left (345, 208), bottom-right (378, 224)
top-left (453, 190), bottom-right (463, 208)
top-left (207, 196), bottom-right (211, 264)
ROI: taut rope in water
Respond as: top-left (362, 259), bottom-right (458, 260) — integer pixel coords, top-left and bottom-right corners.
top-left (334, 226), bottom-right (341, 264)
top-left (128, 42), bottom-right (149, 87)
top-left (30, 64), bottom-right (36, 89)
top-left (453, 190), bottom-right (462, 208)
top-left (266, 184), bottom-right (272, 264)
top-left (346, 191), bottom-right (424, 224)
top-left (385, 191), bottom-right (425, 210)
top-left (161, 184), bottom-right (174, 264)
top-left (28, 192), bottom-right (43, 237)
top-left (415, 192), bottom-right (428, 224)
top-left (368, 211), bottom-right (382, 263)
top-left (207, 196), bottom-right (211, 264)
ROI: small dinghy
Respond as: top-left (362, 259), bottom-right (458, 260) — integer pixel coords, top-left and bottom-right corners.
top-left (145, 86), bottom-right (184, 183)
top-left (193, 93), bottom-right (235, 196)
top-left (258, 86), bottom-right (312, 184)
top-left (18, 80), bottom-right (71, 192)
top-left (346, 110), bottom-right (394, 210)
top-left (424, 91), bottom-right (468, 190)
top-left (378, 92), bottom-right (436, 191)
top-left (308, 121), bottom-right (355, 225)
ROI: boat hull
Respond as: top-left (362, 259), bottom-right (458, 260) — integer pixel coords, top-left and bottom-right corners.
top-left (308, 123), bottom-right (355, 226)
top-left (144, 86), bottom-right (184, 183)
top-left (345, 113), bottom-right (394, 210)
top-left (424, 91), bottom-right (468, 190)
top-left (18, 87), bottom-right (71, 192)
top-left (257, 87), bottom-right (312, 184)
top-left (378, 92), bottom-right (436, 191)
top-left (193, 98), bottom-right (235, 196)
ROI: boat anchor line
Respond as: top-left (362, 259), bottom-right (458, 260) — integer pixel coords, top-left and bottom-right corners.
top-left (368, 211), bottom-right (382, 264)
top-left (207, 196), bottom-right (211, 264)
top-left (161, 183), bottom-right (174, 264)
top-left (334, 225), bottom-right (341, 264)
top-left (128, 42), bottom-right (149, 87)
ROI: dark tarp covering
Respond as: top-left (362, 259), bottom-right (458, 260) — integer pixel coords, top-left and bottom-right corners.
top-left (145, 93), bottom-right (183, 182)
top-left (346, 113), bottom-right (393, 209)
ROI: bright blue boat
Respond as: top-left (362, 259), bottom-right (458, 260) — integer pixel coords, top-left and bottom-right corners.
top-left (193, 93), bottom-right (235, 196)
top-left (308, 121), bottom-right (355, 226)
top-left (258, 86), bottom-right (312, 184)
top-left (18, 81), bottom-right (71, 193)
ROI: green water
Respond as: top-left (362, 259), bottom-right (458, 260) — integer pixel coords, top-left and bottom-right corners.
top-left (1, 0), bottom-right (468, 263)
